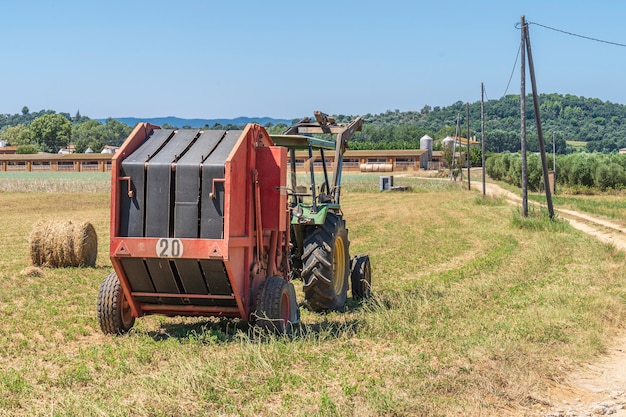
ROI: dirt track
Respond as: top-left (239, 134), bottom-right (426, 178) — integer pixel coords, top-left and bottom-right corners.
top-left (474, 181), bottom-right (626, 416)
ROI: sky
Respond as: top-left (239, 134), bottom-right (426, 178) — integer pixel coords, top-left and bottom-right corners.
top-left (1, 1), bottom-right (625, 120)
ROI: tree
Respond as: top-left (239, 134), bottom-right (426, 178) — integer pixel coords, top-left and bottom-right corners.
top-left (442, 142), bottom-right (454, 168)
top-left (16, 144), bottom-right (41, 154)
top-left (104, 118), bottom-right (132, 146)
top-left (72, 119), bottom-right (107, 153)
top-left (30, 114), bottom-right (71, 153)
top-left (22, 106), bottom-right (29, 115)
top-left (469, 146), bottom-right (482, 167)
top-left (0, 124), bottom-right (31, 146)
top-left (72, 109), bottom-right (89, 124)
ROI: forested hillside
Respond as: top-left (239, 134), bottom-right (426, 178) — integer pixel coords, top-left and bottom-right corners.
top-left (2, 93), bottom-right (626, 154)
top-left (341, 93), bottom-right (626, 153)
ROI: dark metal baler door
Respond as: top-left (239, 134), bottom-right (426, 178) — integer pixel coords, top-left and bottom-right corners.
top-left (117, 128), bottom-right (241, 306)
top-left (174, 130), bottom-right (226, 238)
top-left (200, 130), bottom-right (242, 239)
top-left (145, 130), bottom-right (199, 238)
top-left (119, 129), bottom-right (174, 237)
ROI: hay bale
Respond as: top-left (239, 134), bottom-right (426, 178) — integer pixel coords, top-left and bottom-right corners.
top-left (30, 220), bottom-right (98, 267)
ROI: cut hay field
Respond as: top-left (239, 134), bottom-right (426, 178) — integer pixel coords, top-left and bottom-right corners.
top-left (1, 174), bottom-right (626, 416)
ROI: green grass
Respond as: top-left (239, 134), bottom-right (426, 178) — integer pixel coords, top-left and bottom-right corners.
top-left (566, 140), bottom-right (588, 148)
top-left (467, 171), bottom-right (626, 225)
top-left (1, 176), bottom-right (626, 415)
top-left (530, 193), bottom-right (626, 225)
top-left (510, 206), bottom-right (570, 232)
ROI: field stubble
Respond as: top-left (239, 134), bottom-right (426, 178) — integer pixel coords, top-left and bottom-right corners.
top-left (1, 174), bottom-right (625, 416)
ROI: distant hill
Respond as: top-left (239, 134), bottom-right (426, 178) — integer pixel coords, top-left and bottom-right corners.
top-left (97, 116), bottom-right (294, 128)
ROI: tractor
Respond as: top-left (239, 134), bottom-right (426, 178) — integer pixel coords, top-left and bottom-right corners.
top-left (97, 111), bottom-right (371, 335)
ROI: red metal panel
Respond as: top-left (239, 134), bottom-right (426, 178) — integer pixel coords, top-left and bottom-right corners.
top-left (257, 146), bottom-right (287, 231)
top-left (110, 237), bottom-right (230, 260)
top-left (224, 247), bottom-right (248, 319)
top-left (221, 127), bottom-right (251, 319)
top-left (140, 305), bottom-right (240, 317)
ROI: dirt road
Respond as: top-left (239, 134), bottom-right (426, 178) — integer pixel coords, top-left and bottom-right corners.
top-left (475, 181), bottom-right (626, 416)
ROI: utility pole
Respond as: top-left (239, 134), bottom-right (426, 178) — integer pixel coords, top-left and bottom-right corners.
top-left (450, 113), bottom-right (460, 180)
top-left (523, 15), bottom-right (555, 219)
top-left (553, 132), bottom-right (557, 195)
top-left (520, 15), bottom-right (528, 217)
top-left (481, 83), bottom-right (486, 196)
top-left (466, 102), bottom-right (471, 191)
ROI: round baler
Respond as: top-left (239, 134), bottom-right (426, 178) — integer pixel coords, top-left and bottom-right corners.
top-left (98, 113), bottom-right (370, 335)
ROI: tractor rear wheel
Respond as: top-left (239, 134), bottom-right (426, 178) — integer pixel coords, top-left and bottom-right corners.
top-left (254, 276), bottom-right (299, 334)
top-left (301, 213), bottom-right (350, 311)
top-left (97, 272), bottom-right (135, 335)
top-left (351, 254), bottom-right (372, 300)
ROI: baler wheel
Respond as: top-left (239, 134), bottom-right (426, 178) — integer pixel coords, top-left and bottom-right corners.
top-left (301, 213), bottom-right (350, 311)
top-left (254, 276), bottom-right (299, 334)
top-left (350, 254), bottom-right (372, 300)
top-left (97, 272), bottom-right (135, 335)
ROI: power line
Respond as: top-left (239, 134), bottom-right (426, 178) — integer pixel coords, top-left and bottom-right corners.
top-left (503, 42), bottom-right (521, 97)
top-left (517, 20), bottom-right (626, 48)
top-left (503, 19), bottom-right (626, 99)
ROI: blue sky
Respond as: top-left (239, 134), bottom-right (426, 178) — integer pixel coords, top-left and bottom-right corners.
top-left (1, 1), bottom-right (625, 119)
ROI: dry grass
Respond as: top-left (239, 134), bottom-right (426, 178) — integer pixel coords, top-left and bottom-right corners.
top-left (0, 172), bottom-right (110, 193)
top-left (0, 176), bottom-right (626, 416)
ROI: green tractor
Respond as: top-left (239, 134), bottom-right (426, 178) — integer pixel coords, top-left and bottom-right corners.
top-left (271, 112), bottom-right (372, 311)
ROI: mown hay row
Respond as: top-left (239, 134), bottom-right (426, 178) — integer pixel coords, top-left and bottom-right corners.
top-left (30, 220), bottom-right (98, 267)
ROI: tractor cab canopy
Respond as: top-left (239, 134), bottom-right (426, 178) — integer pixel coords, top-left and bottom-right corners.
top-left (269, 134), bottom-right (336, 151)
top-left (270, 112), bottom-right (363, 208)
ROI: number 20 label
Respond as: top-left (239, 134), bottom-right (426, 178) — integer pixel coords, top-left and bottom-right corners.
top-left (157, 238), bottom-right (184, 258)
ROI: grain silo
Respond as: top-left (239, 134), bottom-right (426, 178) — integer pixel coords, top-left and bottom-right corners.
top-left (420, 135), bottom-right (433, 160)
top-left (442, 136), bottom-right (456, 149)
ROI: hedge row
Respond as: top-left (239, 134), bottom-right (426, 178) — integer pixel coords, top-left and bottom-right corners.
top-left (486, 152), bottom-right (626, 191)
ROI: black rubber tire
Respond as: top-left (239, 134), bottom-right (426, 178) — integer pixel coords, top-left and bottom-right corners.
top-left (301, 212), bottom-right (350, 311)
top-left (351, 254), bottom-right (372, 300)
top-left (97, 272), bottom-right (135, 335)
top-left (254, 276), bottom-right (299, 334)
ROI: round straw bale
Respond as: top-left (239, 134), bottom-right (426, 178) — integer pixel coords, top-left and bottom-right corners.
top-left (29, 220), bottom-right (98, 267)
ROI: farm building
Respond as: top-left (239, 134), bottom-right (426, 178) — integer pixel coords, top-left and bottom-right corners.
top-left (0, 153), bottom-right (112, 172)
top-left (0, 149), bottom-right (431, 173)
top-left (0, 138), bottom-right (489, 173)
top-left (0, 146), bottom-right (17, 155)
top-left (1, 125), bottom-right (489, 173)
top-left (291, 149), bottom-right (429, 173)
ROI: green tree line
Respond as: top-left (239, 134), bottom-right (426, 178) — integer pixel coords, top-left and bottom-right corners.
top-left (3, 92), bottom-right (626, 154)
top-left (486, 152), bottom-right (626, 192)
top-left (0, 108), bottom-right (131, 153)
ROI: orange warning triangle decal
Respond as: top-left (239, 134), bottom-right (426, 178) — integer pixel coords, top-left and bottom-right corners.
top-left (210, 243), bottom-right (222, 257)
top-left (115, 241), bottom-right (131, 256)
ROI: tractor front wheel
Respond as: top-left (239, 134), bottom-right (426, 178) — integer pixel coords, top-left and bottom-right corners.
top-left (97, 272), bottom-right (135, 335)
top-left (301, 213), bottom-right (350, 311)
top-left (351, 254), bottom-right (372, 300)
